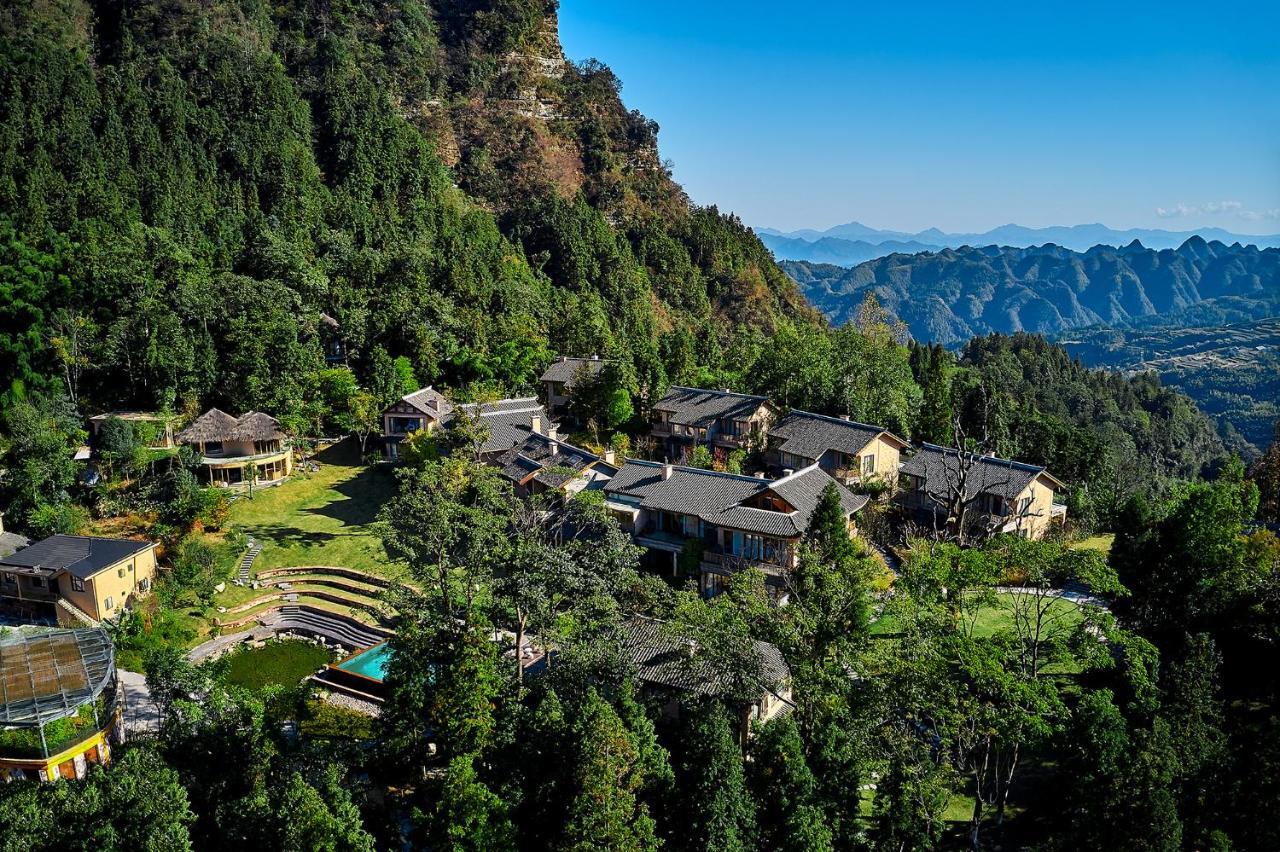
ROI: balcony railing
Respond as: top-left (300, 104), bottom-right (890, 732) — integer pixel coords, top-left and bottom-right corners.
top-left (201, 447), bottom-right (291, 465)
top-left (700, 548), bottom-right (793, 577)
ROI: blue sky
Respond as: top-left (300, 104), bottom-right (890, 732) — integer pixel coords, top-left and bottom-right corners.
top-left (557, 1), bottom-right (1280, 235)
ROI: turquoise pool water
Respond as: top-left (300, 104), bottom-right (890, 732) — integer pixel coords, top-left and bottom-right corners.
top-left (336, 642), bottom-right (393, 682)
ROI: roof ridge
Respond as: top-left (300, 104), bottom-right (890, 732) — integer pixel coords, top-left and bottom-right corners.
top-left (624, 459), bottom-right (776, 484)
top-left (666, 385), bottom-right (769, 401)
top-left (785, 408), bottom-right (886, 432)
top-left (768, 462), bottom-right (822, 486)
top-left (916, 442), bottom-right (1047, 474)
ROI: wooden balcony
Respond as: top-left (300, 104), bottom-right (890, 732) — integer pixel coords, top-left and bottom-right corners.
top-left (699, 548), bottom-right (793, 579)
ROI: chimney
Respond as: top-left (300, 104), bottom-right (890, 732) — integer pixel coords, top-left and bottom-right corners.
top-left (530, 415), bottom-right (542, 435)
top-left (720, 387), bottom-right (732, 394)
top-left (754, 471), bottom-right (767, 479)
top-left (662, 463), bottom-right (674, 481)
top-left (782, 468), bottom-right (795, 477)
top-left (547, 423), bottom-right (558, 440)
top-left (603, 448), bottom-right (616, 465)
top-left (591, 354), bottom-right (600, 361)
top-left (548, 440), bottom-right (559, 456)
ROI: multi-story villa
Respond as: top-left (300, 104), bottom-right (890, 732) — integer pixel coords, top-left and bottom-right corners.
top-left (380, 389), bottom-right (552, 462)
top-left (649, 387), bottom-right (777, 461)
top-left (898, 443), bottom-right (1066, 540)
top-left (603, 461), bottom-right (866, 601)
top-left (494, 428), bottom-right (619, 498)
top-left (0, 534), bottom-right (157, 625)
top-left (380, 387), bottom-right (453, 459)
top-left (175, 409), bottom-right (292, 488)
top-left (622, 615), bottom-right (794, 730)
top-left (539, 355), bottom-right (609, 418)
top-left (766, 410), bottom-right (910, 490)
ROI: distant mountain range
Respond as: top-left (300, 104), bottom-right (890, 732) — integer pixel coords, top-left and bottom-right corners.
top-left (783, 237), bottom-right (1280, 345)
top-left (759, 220), bottom-right (1280, 265)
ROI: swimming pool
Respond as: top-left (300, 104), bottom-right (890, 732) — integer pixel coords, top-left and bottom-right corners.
top-left (334, 642), bottom-right (393, 682)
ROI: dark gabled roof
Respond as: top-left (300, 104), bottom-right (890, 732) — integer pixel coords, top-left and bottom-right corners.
top-left (604, 461), bottom-right (866, 538)
top-left (0, 535), bottom-right (153, 580)
top-left (770, 410), bottom-right (908, 463)
top-left (900, 443), bottom-right (1063, 502)
top-left (622, 615), bottom-right (790, 697)
top-left (494, 429), bottom-right (615, 489)
top-left (397, 387), bottom-right (453, 419)
top-left (448, 398), bottom-right (549, 456)
top-left (652, 386), bottom-right (773, 427)
top-left (540, 356), bottom-right (609, 386)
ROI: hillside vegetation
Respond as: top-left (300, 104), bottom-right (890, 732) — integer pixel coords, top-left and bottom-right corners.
top-left (0, 0), bottom-right (813, 416)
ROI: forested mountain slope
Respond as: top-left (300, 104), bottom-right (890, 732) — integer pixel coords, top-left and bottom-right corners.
top-left (0, 0), bottom-right (814, 415)
top-left (784, 238), bottom-right (1280, 345)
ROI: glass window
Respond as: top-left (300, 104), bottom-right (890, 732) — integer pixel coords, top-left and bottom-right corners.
top-left (104, 596), bottom-right (114, 611)
top-left (72, 577), bottom-right (85, 592)
top-left (862, 454), bottom-right (875, 476)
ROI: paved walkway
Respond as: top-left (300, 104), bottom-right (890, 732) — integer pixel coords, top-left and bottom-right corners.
top-left (118, 669), bottom-right (161, 738)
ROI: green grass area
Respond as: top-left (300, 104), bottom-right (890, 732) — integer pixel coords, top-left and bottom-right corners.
top-left (870, 593), bottom-right (1084, 642)
top-left (300, 699), bottom-right (375, 740)
top-left (966, 593), bottom-right (1083, 638)
top-left (218, 640), bottom-right (334, 691)
top-left (227, 440), bottom-right (404, 579)
top-left (1070, 534), bottom-right (1115, 555)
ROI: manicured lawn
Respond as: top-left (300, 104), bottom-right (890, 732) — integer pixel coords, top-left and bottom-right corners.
top-left (967, 593), bottom-right (1083, 638)
top-left (219, 639), bottom-right (334, 691)
top-left (1070, 533), bottom-right (1115, 556)
top-left (870, 593), bottom-right (1084, 641)
top-left (227, 439), bottom-right (405, 579)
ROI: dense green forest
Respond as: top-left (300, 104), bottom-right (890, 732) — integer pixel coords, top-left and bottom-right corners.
top-left (1, 3), bottom-right (1278, 851)
top-left (0, 0), bottom-right (810, 419)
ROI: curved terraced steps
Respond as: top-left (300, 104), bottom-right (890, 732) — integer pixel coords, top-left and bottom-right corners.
top-left (265, 605), bottom-right (391, 649)
top-left (218, 589), bottom-right (392, 628)
top-left (256, 566), bottom-right (401, 588)
top-left (262, 576), bottom-right (386, 598)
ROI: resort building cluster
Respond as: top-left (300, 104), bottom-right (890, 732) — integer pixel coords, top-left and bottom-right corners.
top-left (0, 355), bottom-right (1067, 777)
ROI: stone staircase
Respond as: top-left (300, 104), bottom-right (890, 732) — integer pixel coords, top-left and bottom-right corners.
top-left (237, 537), bottom-right (262, 585)
top-left (264, 605), bottom-right (390, 650)
top-left (55, 597), bottom-right (100, 627)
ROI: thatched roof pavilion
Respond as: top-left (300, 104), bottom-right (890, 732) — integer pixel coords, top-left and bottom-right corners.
top-left (176, 409), bottom-right (285, 445)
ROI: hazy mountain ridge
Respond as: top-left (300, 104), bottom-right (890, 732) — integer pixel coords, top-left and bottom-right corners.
top-left (760, 220), bottom-right (1280, 264)
top-left (784, 238), bottom-right (1280, 345)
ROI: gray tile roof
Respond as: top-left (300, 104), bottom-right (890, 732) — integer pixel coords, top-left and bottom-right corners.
top-left (604, 461), bottom-right (867, 538)
top-left (540, 356), bottom-right (608, 386)
top-left (652, 386), bottom-right (773, 427)
top-left (622, 615), bottom-right (790, 697)
top-left (0, 535), bottom-right (153, 580)
top-left (398, 387), bottom-right (453, 419)
top-left (448, 398), bottom-right (548, 456)
top-left (494, 430), bottom-right (615, 489)
top-left (900, 443), bottom-right (1061, 503)
top-left (770, 410), bottom-right (905, 463)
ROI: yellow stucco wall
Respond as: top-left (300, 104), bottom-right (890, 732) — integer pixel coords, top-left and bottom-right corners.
top-left (856, 435), bottom-right (902, 486)
top-left (62, 546), bottom-right (156, 621)
top-left (1009, 475), bottom-right (1061, 539)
